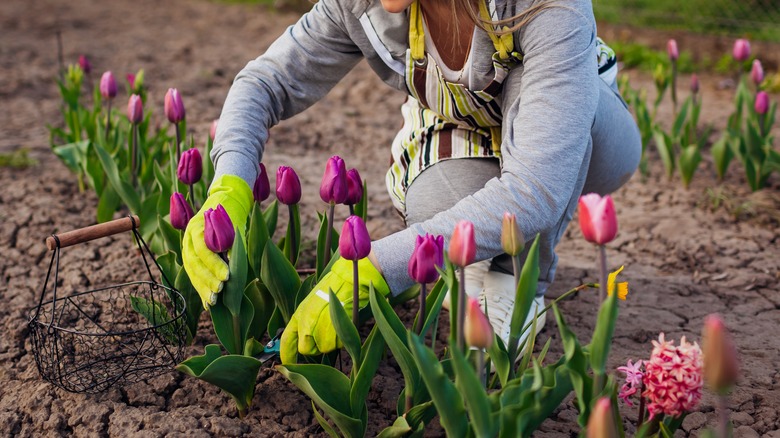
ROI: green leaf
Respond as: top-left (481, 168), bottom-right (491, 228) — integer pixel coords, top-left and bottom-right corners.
top-left (157, 214), bottom-right (182, 261)
top-left (263, 200), bottom-right (279, 239)
top-left (553, 304), bottom-right (592, 427)
top-left (244, 279), bottom-right (272, 342)
top-left (174, 266), bottom-right (202, 342)
top-left (210, 296), bottom-right (254, 355)
top-left (711, 135), bottom-right (733, 180)
top-left (313, 401), bottom-right (341, 438)
top-left (328, 289), bottom-right (362, 370)
top-left (350, 325), bottom-right (385, 418)
top-left (451, 347), bottom-right (496, 438)
top-left (247, 203), bottom-right (269, 279)
top-left (260, 240), bottom-right (301, 323)
top-left (508, 234), bottom-right (540, 365)
top-left (96, 184), bottom-right (120, 223)
top-left (296, 274), bottom-right (317, 310)
top-left (52, 140), bottom-right (89, 174)
top-left (93, 140), bottom-right (141, 213)
top-left (487, 333), bottom-right (511, 387)
top-left (283, 203), bottom-right (301, 266)
top-left (129, 296), bottom-right (179, 344)
top-left (652, 128), bottom-right (676, 179)
top-left (156, 252), bottom-right (179, 289)
top-left (678, 144), bottom-right (702, 189)
top-left (411, 278), bottom-right (447, 339)
top-left (316, 212), bottom-right (340, 280)
top-left (223, 230), bottom-right (248, 317)
top-left (355, 179), bottom-right (368, 221)
top-left (376, 417), bottom-right (413, 438)
top-left (671, 98), bottom-right (691, 138)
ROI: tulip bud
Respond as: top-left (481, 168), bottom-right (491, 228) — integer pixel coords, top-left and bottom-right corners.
top-left (755, 91), bottom-right (769, 115)
top-left (319, 155), bottom-right (348, 204)
top-left (586, 398), bottom-right (618, 438)
top-left (449, 221), bottom-right (476, 267)
top-left (210, 119), bottom-right (219, 142)
top-left (100, 71), bottom-right (117, 99)
top-left (408, 234), bottom-right (444, 284)
top-left (339, 215), bottom-right (371, 261)
top-left (501, 212), bottom-right (524, 256)
top-left (126, 73), bottom-right (136, 90)
top-left (667, 39), bottom-right (679, 62)
top-left (177, 148), bottom-right (203, 185)
top-left (204, 204), bottom-right (235, 253)
top-left (464, 298), bottom-right (493, 349)
top-left (578, 193), bottom-right (618, 245)
top-left (345, 168), bottom-right (363, 205)
top-left (78, 55), bottom-right (91, 74)
top-left (164, 88), bottom-right (186, 124)
top-left (751, 59), bottom-right (764, 86)
top-left (169, 193), bottom-right (195, 230)
top-left (732, 38), bottom-right (751, 62)
top-left (276, 166), bottom-right (301, 205)
top-left (126, 94), bottom-right (143, 124)
top-left (253, 163), bottom-right (270, 203)
top-left (690, 74), bottom-right (700, 94)
top-left (702, 314), bottom-right (739, 393)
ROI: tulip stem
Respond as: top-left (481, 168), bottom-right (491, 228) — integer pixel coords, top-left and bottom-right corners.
top-left (348, 204), bottom-right (355, 216)
top-left (131, 124), bottom-right (138, 188)
top-left (476, 349), bottom-right (486, 389)
top-left (637, 381), bottom-right (646, 427)
top-left (671, 60), bottom-right (678, 117)
top-left (324, 203), bottom-right (335, 267)
top-left (352, 259), bottom-right (359, 327)
top-left (416, 283), bottom-right (427, 335)
top-left (598, 245), bottom-right (608, 303)
top-left (105, 99), bottom-right (112, 142)
top-left (718, 394), bottom-right (730, 438)
top-left (457, 268), bottom-right (466, 351)
top-left (288, 204), bottom-right (298, 266)
top-left (188, 184), bottom-right (195, 209)
top-left (174, 122), bottom-right (181, 162)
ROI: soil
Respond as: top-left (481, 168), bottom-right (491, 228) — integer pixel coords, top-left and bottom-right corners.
top-left (2, 0), bottom-right (780, 436)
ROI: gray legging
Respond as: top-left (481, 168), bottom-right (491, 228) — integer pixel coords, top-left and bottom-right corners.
top-left (404, 78), bottom-right (641, 296)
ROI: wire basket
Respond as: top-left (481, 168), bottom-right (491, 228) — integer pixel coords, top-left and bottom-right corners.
top-left (29, 215), bottom-right (188, 393)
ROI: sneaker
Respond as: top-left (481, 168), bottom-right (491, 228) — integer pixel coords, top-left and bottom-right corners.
top-left (480, 271), bottom-right (546, 358)
top-left (442, 259), bottom-right (490, 311)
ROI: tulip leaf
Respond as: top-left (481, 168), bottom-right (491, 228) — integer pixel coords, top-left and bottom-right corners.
top-left (508, 234), bottom-right (540, 365)
top-left (411, 278), bottom-right (447, 339)
top-left (247, 203), bottom-right (269, 279)
top-left (328, 289), bottom-right (362, 370)
top-left (553, 303), bottom-right (592, 427)
top-left (224, 230), bottom-right (248, 318)
top-left (672, 98), bottom-right (691, 138)
top-left (52, 140), bottom-right (88, 174)
top-left (376, 417), bottom-right (413, 438)
top-left (129, 296), bottom-right (179, 344)
top-left (210, 296), bottom-right (254, 355)
top-left (283, 203), bottom-right (301, 266)
top-left (276, 364), bottom-right (363, 438)
top-left (96, 184), bottom-right (120, 223)
top-left (244, 279), bottom-right (272, 342)
top-left (174, 265), bottom-right (202, 342)
top-left (157, 214), bottom-right (182, 261)
top-left (261, 240), bottom-right (301, 323)
top-left (679, 144), bottom-right (702, 188)
top-left (440, 259), bottom-right (459, 346)
top-left (451, 347), bottom-right (496, 438)
top-left (139, 193), bottom-right (161, 247)
top-left (243, 337), bottom-right (265, 358)
top-left (263, 200), bottom-right (279, 239)
top-left (487, 332), bottom-right (511, 387)
top-left (316, 212), bottom-right (340, 280)
top-left (350, 325), bottom-right (385, 417)
top-left (405, 400), bottom-right (436, 432)
top-left (652, 128), bottom-right (676, 179)
top-left (354, 179), bottom-right (368, 221)
top-left (589, 291), bottom-right (619, 377)
top-left (156, 252), bottom-right (179, 290)
top-left (711, 135), bottom-right (734, 180)
top-left (94, 140), bottom-right (141, 213)
top-left (312, 401), bottom-right (341, 438)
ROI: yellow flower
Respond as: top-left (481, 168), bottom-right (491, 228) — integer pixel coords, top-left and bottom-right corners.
top-left (607, 266), bottom-right (629, 300)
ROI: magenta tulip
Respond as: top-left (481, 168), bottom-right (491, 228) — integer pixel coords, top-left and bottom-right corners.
top-left (99, 71), bottom-right (117, 99)
top-left (690, 74), bottom-right (700, 94)
top-left (204, 204), bottom-right (235, 253)
top-left (177, 148), bottom-right (202, 185)
top-left (755, 91), bottom-right (769, 115)
top-left (253, 163), bottom-right (270, 203)
top-left (751, 60), bottom-right (764, 86)
top-left (276, 166), bottom-right (301, 205)
top-left (170, 193), bottom-right (195, 230)
top-left (586, 398), bottom-right (618, 438)
top-left (126, 73), bottom-right (136, 90)
top-left (464, 298), bottom-right (493, 349)
top-left (164, 88), bottom-right (186, 123)
top-left (319, 155), bottom-right (348, 204)
top-left (408, 234), bottom-right (444, 284)
top-left (127, 94), bottom-right (143, 124)
top-left (345, 168), bottom-right (363, 205)
top-left (78, 55), bottom-right (91, 74)
top-left (210, 119), bottom-right (219, 142)
top-left (667, 39), bottom-right (679, 61)
top-left (578, 193), bottom-right (618, 245)
top-left (339, 215), bottom-right (371, 261)
top-left (733, 38), bottom-right (751, 62)
top-left (449, 220), bottom-right (476, 267)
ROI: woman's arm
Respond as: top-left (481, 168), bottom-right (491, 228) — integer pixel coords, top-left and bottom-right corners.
top-left (373, 1), bottom-right (600, 294)
top-left (212, 0), bottom-right (364, 185)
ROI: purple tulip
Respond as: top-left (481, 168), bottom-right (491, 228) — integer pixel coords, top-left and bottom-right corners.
top-left (755, 91), bottom-right (769, 115)
top-left (345, 168), bottom-right (363, 205)
top-left (408, 234), bottom-right (444, 284)
top-left (276, 166), bottom-right (301, 205)
top-left (210, 119), bottom-right (219, 142)
top-left (164, 88), bottom-right (186, 124)
top-left (319, 155), bottom-right (348, 204)
top-left (78, 55), bottom-right (91, 74)
top-left (126, 73), bottom-right (136, 90)
top-left (751, 60), bottom-right (764, 86)
top-left (339, 215), bottom-right (371, 261)
top-left (177, 148), bottom-right (203, 185)
top-left (170, 193), bottom-right (195, 230)
top-left (733, 39), bottom-right (751, 62)
top-left (100, 71), bottom-right (117, 99)
top-left (690, 74), bottom-right (700, 94)
top-left (667, 39), bottom-right (679, 62)
top-left (253, 163), bottom-right (270, 203)
top-left (204, 204), bottom-right (235, 253)
top-left (127, 94), bottom-right (143, 124)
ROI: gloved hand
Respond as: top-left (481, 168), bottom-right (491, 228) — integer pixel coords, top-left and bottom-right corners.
top-left (183, 174), bottom-right (253, 309)
top-left (280, 257), bottom-right (390, 364)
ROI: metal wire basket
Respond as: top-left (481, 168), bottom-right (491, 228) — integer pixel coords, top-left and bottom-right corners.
top-left (29, 215), bottom-right (188, 393)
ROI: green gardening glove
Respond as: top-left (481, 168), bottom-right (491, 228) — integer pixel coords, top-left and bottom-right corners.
top-left (280, 257), bottom-right (390, 364)
top-left (183, 174), bottom-right (253, 309)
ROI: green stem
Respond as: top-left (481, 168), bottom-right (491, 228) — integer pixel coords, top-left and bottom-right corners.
top-left (105, 99), bottom-right (112, 142)
top-left (175, 122), bottom-right (181, 162)
top-left (477, 349), bottom-right (486, 389)
top-left (416, 282), bottom-right (427, 335)
top-left (718, 394), bottom-right (730, 438)
top-left (131, 124), bottom-right (138, 188)
top-left (598, 245), bottom-right (608, 303)
top-left (288, 204), bottom-right (297, 266)
top-left (457, 268), bottom-right (466, 351)
top-left (671, 61), bottom-right (678, 116)
top-left (324, 203), bottom-right (335, 267)
top-left (353, 259), bottom-right (359, 327)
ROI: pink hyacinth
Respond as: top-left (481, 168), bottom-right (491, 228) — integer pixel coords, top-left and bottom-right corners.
top-left (642, 333), bottom-right (703, 420)
top-left (617, 359), bottom-right (644, 407)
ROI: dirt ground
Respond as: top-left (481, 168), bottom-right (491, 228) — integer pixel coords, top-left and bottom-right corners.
top-left (2, 0), bottom-right (780, 436)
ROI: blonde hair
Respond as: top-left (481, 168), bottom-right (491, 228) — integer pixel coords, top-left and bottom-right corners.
top-left (456, 0), bottom-right (561, 35)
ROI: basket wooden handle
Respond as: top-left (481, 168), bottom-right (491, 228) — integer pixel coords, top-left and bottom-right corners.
top-left (46, 215), bottom-right (141, 251)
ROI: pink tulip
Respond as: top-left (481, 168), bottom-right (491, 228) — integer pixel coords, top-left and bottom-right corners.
top-left (751, 60), bottom-right (764, 86)
top-left (253, 163), bottom-right (270, 203)
top-left (464, 298), bottom-right (493, 349)
top-left (177, 148), bottom-right (202, 185)
top-left (78, 55), bottom-right (91, 74)
top-left (339, 215), bottom-right (371, 261)
top-left (690, 74), bottom-right (700, 94)
top-left (578, 193), bottom-right (618, 245)
top-left (449, 221), bottom-right (476, 267)
top-left (702, 314), bottom-right (739, 393)
top-left (345, 168), bottom-right (363, 205)
top-left (126, 94), bottom-right (143, 124)
top-left (732, 38), bottom-right (751, 62)
top-left (501, 212), bottom-right (524, 256)
top-left (210, 119), bottom-right (219, 142)
top-left (275, 166), bottom-right (301, 205)
top-left (99, 71), bottom-right (117, 99)
top-left (164, 88), bottom-right (186, 124)
top-left (586, 398), bottom-right (618, 438)
top-left (169, 193), bottom-right (194, 230)
top-left (667, 39), bottom-right (679, 61)
top-left (408, 234), bottom-right (444, 284)
top-left (204, 204), bottom-right (235, 253)
top-left (755, 91), bottom-right (769, 115)
top-left (319, 155), bottom-right (348, 204)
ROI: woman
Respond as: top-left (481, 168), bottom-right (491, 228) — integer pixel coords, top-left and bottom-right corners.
top-left (182, 0), bottom-right (641, 363)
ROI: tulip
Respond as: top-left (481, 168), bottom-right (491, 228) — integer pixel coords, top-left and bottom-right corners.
top-left (170, 193), bottom-right (194, 230)
top-left (253, 163), bottom-right (270, 204)
top-left (210, 119), bottom-right (219, 142)
top-left (78, 55), bottom-right (91, 74)
top-left (127, 94), bottom-right (143, 124)
top-left (586, 398), bottom-right (618, 438)
top-left (319, 155), bottom-right (348, 204)
top-left (339, 215), bottom-right (371, 261)
top-left (408, 234), bottom-right (444, 284)
top-left (204, 204), bottom-right (235, 254)
top-left (690, 74), bottom-right (700, 94)
top-left (751, 60), bottom-right (764, 86)
top-left (449, 220), bottom-right (476, 267)
top-left (275, 166), bottom-right (301, 205)
top-left (501, 212), bottom-right (524, 256)
top-left (702, 314), bottom-right (739, 393)
top-left (464, 298), bottom-right (493, 349)
top-left (577, 193), bottom-right (618, 245)
top-left (667, 39), bottom-right (679, 61)
top-left (99, 71), bottom-right (117, 99)
top-left (126, 73), bottom-right (136, 90)
top-left (755, 91), bottom-right (769, 115)
top-left (164, 88), bottom-right (186, 124)
top-left (732, 38), bottom-right (751, 62)
top-left (345, 168), bottom-right (363, 206)
top-left (177, 148), bottom-right (203, 185)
